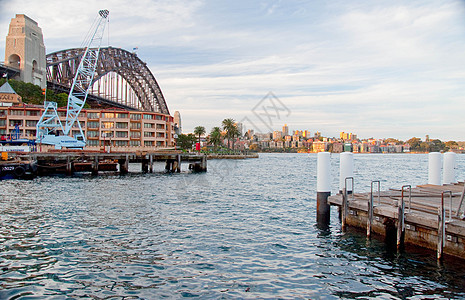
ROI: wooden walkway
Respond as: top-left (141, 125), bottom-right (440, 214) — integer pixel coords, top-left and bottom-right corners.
top-left (328, 182), bottom-right (465, 260)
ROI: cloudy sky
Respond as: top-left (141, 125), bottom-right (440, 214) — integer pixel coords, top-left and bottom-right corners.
top-left (1, 0), bottom-right (465, 141)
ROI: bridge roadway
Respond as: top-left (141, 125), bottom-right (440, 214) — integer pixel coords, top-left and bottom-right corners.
top-left (25, 151), bottom-right (207, 175)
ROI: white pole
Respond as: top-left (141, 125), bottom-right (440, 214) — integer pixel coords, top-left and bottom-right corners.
top-left (443, 152), bottom-right (456, 184)
top-left (339, 152), bottom-right (354, 193)
top-left (317, 152), bottom-right (331, 193)
top-left (428, 152), bottom-right (442, 185)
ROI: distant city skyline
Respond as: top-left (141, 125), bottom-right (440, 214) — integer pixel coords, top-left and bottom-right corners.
top-left (1, 1), bottom-right (465, 140)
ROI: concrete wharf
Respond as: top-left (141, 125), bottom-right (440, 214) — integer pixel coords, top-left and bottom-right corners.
top-left (328, 182), bottom-right (465, 260)
top-left (24, 151), bottom-right (207, 175)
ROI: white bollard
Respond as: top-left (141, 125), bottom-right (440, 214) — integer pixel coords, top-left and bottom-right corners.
top-left (443, 152), bottom-right (456, 184)
top-left (339, 152), bottom-right (354, 193)
top-left (428, 152), bottom-right (442, 185)
top-left (317, 152), bottom-right (331, 225)
top-left (317, 152), bottom-right (331, 193)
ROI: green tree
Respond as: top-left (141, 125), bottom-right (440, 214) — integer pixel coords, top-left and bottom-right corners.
top-left (209, 126), bottom-right (222, 152)
top-left (406, 137), bottom-right (422, 151)
top-left (194, 126), bottom-right (206, 153)
top-left (177, 133), bottom-right (196, 151)
top-left (222, 118), bottom-right (235, 149)
top-left (445, 141), bottom-right (458, 150)
top-left (430, 139), bottom-right (444, 152)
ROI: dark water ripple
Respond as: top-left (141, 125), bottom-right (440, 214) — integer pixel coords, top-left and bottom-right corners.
top-left (1, 153), bottom-right (465, 298)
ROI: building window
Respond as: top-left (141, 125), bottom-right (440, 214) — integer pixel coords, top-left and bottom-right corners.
top-left (10, 110), bottom-right (24, 116)
top-left (26, 120), bottom-right (37, 127)
top-left (9, 120), bottom-right (22, 126)
top-left (26, 110), bottom-right (39, 116)
top-left (143, 123), bottom-right (155, 129)
top-left (117, 113), bottom-right (128, 118)
top-left (130, 114), bottom-right (141, 120)
top-left (102, 112), bottom-right (115, 118)
top-left (156, 124), bottom-right (165, 130)
top-left (157, 132), bottom-right (165, 138)
top-left (87, 130), bottom-right (99, 138)
top-left (115, 122), bottom-right (128, 129)
top-left (87, 140), bottom-right (99, 146)
top-left (143, 114), bottom-right (153, 120)
top-left (101, 122), bottom-right (114, 129)
top-left (155, 115), bottom-right (163, 120)
top-left (0, 120), bottom-right (6, 126)
top-left (115, 140), bottom-right (128, 146)
top-left (144, 132), bottom-right (155, 137)
top-left (87, 112), bottom-right (99, 119)
top-left (25, 129), bottom-right (36, 137)
top-left (130, 140), bottom-right (141, 146)
top-left (115, 131), bottom-right (128, 138)
top-left (101, 131), bottom-right (114, 138)
top-left (87, 121), bottom-right (99, 129)
top-left (130, 122), bottom-right (141, 129)
top-left (130, 131), bottom-right (141, 138)
top-left (144, 141), bottom-right (154, 146)
top-left (157, 141), bottom-right (164, 147)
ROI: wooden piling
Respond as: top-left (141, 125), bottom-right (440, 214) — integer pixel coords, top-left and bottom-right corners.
top-left (149, 155), bottom-right (153, 173)
top-left (397, 196), bottom-right (405, 250)
top-left (367, 192), bottom-right (373, 238)
top-left (92, 156), bottom-right (99, 175)
top-left (66, 156), bottom-right (73, 176)
top-left (341, 188), bottom-right (347, 231)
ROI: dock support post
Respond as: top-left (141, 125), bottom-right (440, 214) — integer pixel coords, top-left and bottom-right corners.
top-left (66, 157), bottom-right (73, 176)
top-left (92, 156), bottom-right (99, 176)
top-left (428, 152), bottom-right (442, 185)
top-left (165, 160), bottom-right (172, 172)
top-left (119, 155), bottom-right (129, 175)
top-left (200, 155), bottom-right (207, 172)
top-left (317, 152), bottom-right (331, 226)
top-left (142, 157), bottom-right (149, 173)
top-left (342, 188), bottom-right (347, 231)
top-left (149, 155), bottom-right (153, 173)
top-left (367, 192), bottom-right (373, 238)
top-left (438, 200), bottom-right (445, 260)
top-left (397, 196), bottom-right (405, 250)
top-left (176, 154), bottom-right (181, 173)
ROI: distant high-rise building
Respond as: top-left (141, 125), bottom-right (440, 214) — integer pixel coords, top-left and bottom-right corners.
top-left (174, 111), bottom-right (182, 134)
top-left (236, 122), bottom-right (243, 137)
top-left (5, 14), bottom-right (46, 88)
top-left (282, 124), bottom-right (289, 136)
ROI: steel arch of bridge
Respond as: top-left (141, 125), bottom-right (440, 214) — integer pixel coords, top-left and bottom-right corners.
top-left (46, 47), bottom-right (170, 114)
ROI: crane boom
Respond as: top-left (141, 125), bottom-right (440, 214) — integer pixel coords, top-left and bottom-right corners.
top-left (36, 10), bottom-right (109, 149)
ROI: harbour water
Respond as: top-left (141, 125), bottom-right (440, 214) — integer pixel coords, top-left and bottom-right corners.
top-left (1, 153), bottom-right (465, 298)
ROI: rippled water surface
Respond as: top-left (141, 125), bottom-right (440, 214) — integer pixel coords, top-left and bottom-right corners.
top-left (1, 153), bottom-right (465, 298)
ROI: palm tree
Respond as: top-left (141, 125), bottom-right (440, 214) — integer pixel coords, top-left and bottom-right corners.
top-left (209, 126), bottom-right (222, 152)
top-left (194, 126), bottom-right (206, 153)
top-left (222, 118), bottom-right (235, 150)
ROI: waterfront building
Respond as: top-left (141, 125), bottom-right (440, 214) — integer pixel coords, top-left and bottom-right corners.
top-left (312, 141), bottom-right (328, 153)
top-left (273, 130), bottom-right (282, 141)
top-left (0, 83), bottom-right (174, 150)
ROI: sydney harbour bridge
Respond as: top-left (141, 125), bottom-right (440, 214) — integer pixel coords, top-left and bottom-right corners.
top-left (46, 46), bottom-right (170, 115)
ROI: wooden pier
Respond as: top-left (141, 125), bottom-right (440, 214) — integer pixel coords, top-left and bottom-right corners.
top-left (23, 151), bottom-right (207, 176)
top-left (328, 182), bottom-right (465, 260)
